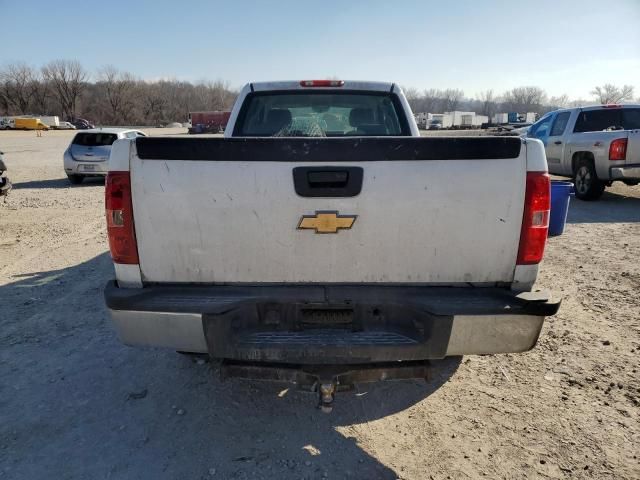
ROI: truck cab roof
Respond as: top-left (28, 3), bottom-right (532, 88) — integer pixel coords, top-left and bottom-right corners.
top-left (544, 103), bottom-right (640, 116)
top-left (79, 128), bottom-right (143, 135)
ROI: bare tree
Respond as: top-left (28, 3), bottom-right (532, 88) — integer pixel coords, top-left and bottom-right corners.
top-left (98, 66), bottom-right (137, 124)
top-left (0, 63), bottom-right (36, 113)
top-left (567, 98), bottom-right (595, 108)
top-left (10, 58), bottom-right (640, 128)
top-left (441, 89), bottom-right (464, 112)
top-left (477, 89), bottom-right (497, 118)
top-left (210, 79), bottom-right (235, 110)
top-left (421, 89), bottom-right (443, 113)
top-left (42, 60), bottom-right (88, 120)
top-left (502, 86), bottom-right (547, 114)
top-left (0, 60), bottom-right (238, 123)
top-left (591, 84), bottom-right (634, 104)
top-left (0, 76), bottom-right (12, 115)
top-left (140, 82), bottom-right (168, 126)
top-left (30, 72), bottom-right (52, 114)
top-left (548, 94), bottom-right (569, 109)
top-left (402, 86), bottom-right (422, 112)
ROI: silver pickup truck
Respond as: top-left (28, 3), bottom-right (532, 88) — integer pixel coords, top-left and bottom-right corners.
top-left (527, 104), bottom-right (640, 200)
top-left (103, 80), bottom-right (560, 408)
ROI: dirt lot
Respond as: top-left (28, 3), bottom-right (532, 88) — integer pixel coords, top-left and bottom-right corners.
top-left (1, 129), bottom-right (639, 480)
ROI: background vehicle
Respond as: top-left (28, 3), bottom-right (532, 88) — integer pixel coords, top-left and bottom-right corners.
top-left (38, 116), bottom-right (60, 128)
top-left (0, 151), bottom-right (11, 197)
top-left (63, 128), bottom-right (145, 184)
top-left (12, 118), bottom-right (49, 130)
top-left (104, 80), bottom-right (559, 407)
top-left (527, 104), bottom-right (640, 200)
top-left (57, 121), bottom-right (77, 130)
top-left (70, 118), bottom-right (95, 130)
top-left (188, 111), bottom-right (231, 134)
top-left (414, 112), bottom-right (429, 129)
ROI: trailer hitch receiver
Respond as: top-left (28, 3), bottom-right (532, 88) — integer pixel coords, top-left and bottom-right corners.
top-left (219, 360), bottom-right (433, 412)
top-left (318, 382), bottom-right (336, 413)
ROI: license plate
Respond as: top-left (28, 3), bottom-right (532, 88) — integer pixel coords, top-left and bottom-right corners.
top-left (81, 164), bottom-right (96, 172)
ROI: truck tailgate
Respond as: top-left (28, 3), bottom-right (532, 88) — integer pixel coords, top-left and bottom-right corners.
top-left (129, 137), bottom-right (526, 285)
top-left (626, 130), bottom-right (640, 163)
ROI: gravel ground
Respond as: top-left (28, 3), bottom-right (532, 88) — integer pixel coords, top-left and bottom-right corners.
top-left (1, 129), bottom-right (639, 480)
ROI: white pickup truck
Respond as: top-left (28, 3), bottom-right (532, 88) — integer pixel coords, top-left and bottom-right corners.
top-left (104, 80), bottom-right (560, 408)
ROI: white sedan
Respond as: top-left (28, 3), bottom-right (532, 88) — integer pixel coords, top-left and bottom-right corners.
top-left (63, 128), bottom-right (146, 184)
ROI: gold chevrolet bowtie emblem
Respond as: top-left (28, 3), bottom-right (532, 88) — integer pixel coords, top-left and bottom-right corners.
top-left (298, 211), bottom-right (357, 234)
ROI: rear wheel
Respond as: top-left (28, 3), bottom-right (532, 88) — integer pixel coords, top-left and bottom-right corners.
top-left (573, 159), bottom-right (605, 200)
top-left (67, 174), bottom-right (83, 185)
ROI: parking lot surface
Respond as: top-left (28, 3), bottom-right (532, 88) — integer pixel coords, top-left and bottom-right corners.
top-left (1, 129), bottom-right (639, 479)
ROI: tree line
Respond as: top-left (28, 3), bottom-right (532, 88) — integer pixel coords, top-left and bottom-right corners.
top-left (403, 84), bottom-right (636, 117)
top-left (0, 60), bottom-right (237, 125)
top-left (0, 60), bottom-right (637, 125)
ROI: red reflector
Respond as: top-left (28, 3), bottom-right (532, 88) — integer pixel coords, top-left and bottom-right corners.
top-left (300, 80), bottom-right (345, 87)
top-left (517, 172), bottom-right (550, 265)
top-left (609, 138), bottom-right (627, 161)
top-left (105, 171), bottom-right (139, 264)
top-left (602, 104), bottom-right (622, 109)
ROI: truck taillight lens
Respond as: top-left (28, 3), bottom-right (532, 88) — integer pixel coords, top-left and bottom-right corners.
top-left (105, 171), bottom-right (139, 264)
top-left (517, 172), bottom-right (550, 265)
top-left (609, 138), bottom-right (627, 161)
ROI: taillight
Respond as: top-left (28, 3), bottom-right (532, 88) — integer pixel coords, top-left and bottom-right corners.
top-left (609, 138), bottom-right (627, 161)
top-left (517, 172), bottom-right (550, 265)
top-left (105, 171), bottom-right (139, 264)
top-left (300, 80), bottom-right (344, 87)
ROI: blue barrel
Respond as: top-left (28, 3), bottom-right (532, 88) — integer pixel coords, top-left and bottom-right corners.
top-left (549, 181), bottom-right (573, 237)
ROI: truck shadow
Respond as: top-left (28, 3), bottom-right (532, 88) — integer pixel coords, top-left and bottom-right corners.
top-left (566, 189), bottom-right (640, 224)
top-left (0, 253), bottom-right (460, 480)
top-left (12, 177), bottom-right (105, 189)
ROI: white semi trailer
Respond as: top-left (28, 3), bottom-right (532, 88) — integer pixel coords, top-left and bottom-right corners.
top-left (39, 116), bottom-right (60, 128)
top-left (443, 111), bottom-right (476, 129)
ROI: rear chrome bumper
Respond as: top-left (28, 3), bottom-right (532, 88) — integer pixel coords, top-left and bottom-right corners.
top-left (105, 282), bottom-right (560, 360)
top-left (109, 309), bottom-right (546, 357)
top-left (110, 310), bottom-right (208, 352)
top-left (611, 165), bottom-right (640, 181)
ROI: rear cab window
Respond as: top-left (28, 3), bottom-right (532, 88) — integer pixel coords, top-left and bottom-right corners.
top-left (72, 133), bottom-right (118, 146)
top-left (621, 109), bottom-right (640, 129)
top-left (573, 108), bottom-right (640, 132)
top-left (233, 91), bottom-right (411, 137)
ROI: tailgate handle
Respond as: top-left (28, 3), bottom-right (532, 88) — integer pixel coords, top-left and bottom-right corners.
top-left (293, 166), bottom-right (363, 197)
top-left (308, 171), bottom-right (348, 187)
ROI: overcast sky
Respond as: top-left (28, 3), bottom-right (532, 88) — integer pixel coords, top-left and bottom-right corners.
top-left (2, 0), bottom-right (639, 100)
